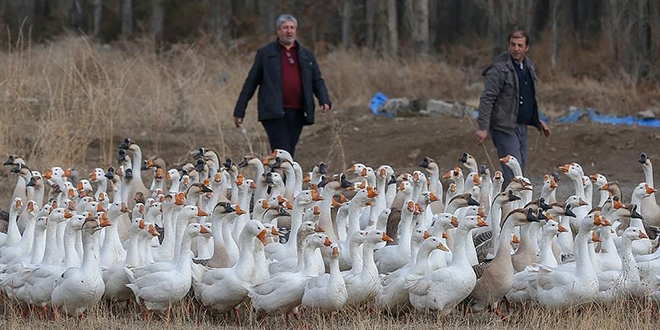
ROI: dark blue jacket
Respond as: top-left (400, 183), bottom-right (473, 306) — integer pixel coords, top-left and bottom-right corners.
top-left (233, 40), bottom-right (331, 125)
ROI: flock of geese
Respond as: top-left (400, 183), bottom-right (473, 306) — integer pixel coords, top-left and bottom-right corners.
top-left (1, 138), bottom-right (660, 324)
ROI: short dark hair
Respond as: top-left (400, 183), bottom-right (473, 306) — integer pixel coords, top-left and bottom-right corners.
top-left (508, 30), bottom-right (530, 46)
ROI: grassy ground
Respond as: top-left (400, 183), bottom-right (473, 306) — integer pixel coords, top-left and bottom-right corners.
top-left (1, 295), bottom-right (659, 329)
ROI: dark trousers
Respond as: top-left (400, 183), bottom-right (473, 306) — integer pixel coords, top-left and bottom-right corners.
top-left (261, 109), bottom-right (306, 158)
top-left (491, 124), bottom-right (528, 188)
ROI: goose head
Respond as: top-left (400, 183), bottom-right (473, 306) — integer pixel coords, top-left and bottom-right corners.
top-left (501, 208), bottom-right (540, 228)
top-left (578, 212), bottom-right (609, 233)
top-left (632, 182), bottom-right (657, 201)
top-left (420, 236), bottom-right (450, 253)
top-left (411, 227), bottom-right (431, 245)
top-left (543, 219), bottom-right (567, 238)
top-left (459, 152), bottom-right (478, 173)
top-left (306, 233), bottom-right (333, 251)
top-left (589, 173), bottom-right (607, 189)
top-left (3, 154), bottom-right (26, 166)
top-left (447, 193), bottom-right (480, 209)
top-left (639, 152), bottom-right (651, 167)
top-left (500, 155), bottom-right (521, 173)
top-left (621, 226), bottom-right (648, 242)
top-left (365, 230), bottom-right (393, 245)
top-left (558, 162), bottom-right (585, 180)
top-left (459, 215), bottom-right (488, 231)
top-left (431, 213), bottom-right (459, 232)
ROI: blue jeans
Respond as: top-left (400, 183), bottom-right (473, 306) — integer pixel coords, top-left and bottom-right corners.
top-left (260, 109), bottom-right (306, 158)
top-left (491, 124), bottom-right (528, 188)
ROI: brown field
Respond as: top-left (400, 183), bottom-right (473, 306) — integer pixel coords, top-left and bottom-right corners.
top-left (1, 35), bottom-right (660, 328)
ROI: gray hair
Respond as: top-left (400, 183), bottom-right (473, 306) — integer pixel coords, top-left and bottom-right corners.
top-left (276, 14), bottom-right (298, 29)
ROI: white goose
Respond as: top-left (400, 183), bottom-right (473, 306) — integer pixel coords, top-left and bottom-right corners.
top-left (376, 236), bottom-right (447, 313)
top-left (301, 242), bottom-right (348, 313)
top-left (264, 189), bottom-right (322, 262)
top-left (405, 214), bottom-right (487, 314)
top-left (50, 216), bottom-right (108, 318)
top-left (249, 233), bottom-right (332, 322)
top-left (506, 219), bottom-right (567, 303)
top-left (193, 220), bottom-right (267, 320)
top-left (596, 226), bottom-right (646, 302)
top-left (374, 200), bottom-right (416, 274)
top-left (100, 202), bottom-right (129, 269)
top-left (535, 213), bottom-right (607, 307)
top-left (125, 223), bottom-right (210, 321)
top-left (638, 153), bottom-right (660, 228)
top-left (2, 197), bottom-right (24, 248)
top-left (103, 218), bottom-right (159, 303)
top-left (343, 230), bottom-right (393, 306)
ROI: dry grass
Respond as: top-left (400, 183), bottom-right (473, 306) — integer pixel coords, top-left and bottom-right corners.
top-left (1, 294), bottom-right (659, 329)
top-left (0, 34), bottom-right (657, 171)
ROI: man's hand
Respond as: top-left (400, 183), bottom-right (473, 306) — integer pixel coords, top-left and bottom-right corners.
top-left (475, 129), bottom-right (488, 145)
top-left (321, 104), bottom-right (330, 114)
top-left (234, 117), bottom-right (243, 128)
top-left (540, 122), bottom-right (551, 137)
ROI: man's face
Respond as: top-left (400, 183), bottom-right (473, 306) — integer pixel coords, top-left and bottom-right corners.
top-left (508, 37), bottom-right (529, 62)
top-left (277, 20), bottom-right (297, 46)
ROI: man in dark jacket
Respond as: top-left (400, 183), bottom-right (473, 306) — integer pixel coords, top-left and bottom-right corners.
top-left (233, 14), bottom-right (332, 159)
top-left (475, 30), bottom-right (551, 186)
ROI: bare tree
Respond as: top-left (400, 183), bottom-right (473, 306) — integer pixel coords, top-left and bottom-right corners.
top-left (121, 0), bottom-right (133, 39)
top-left (413, 0), bottom-right (430, 54)
top-left (258, 0), bottom-right (277, 35)
top-left (151, 0), bottom-right (164, 41)
top-left (386, 0), bottom-right (398, 55)
top-left (478, 0), bottom-right (536, 56)
top-left (210, 0), bottom-right (231, 44)
top-left (92, 0), bottom-right (102, 39)
top-left (341, 0), bottom-right (353, 49)
top-left (603, 0), bottom-right (630, 67)
top-left (428, 0), bottom-right (438, 51)
top-left (366, 0), bottom-right (375, 49)
top-left (550, 0), bottom-right (562, 68)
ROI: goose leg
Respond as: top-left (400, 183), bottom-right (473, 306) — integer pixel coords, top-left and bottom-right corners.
top-left (233, 307), bottom-right (242, 326)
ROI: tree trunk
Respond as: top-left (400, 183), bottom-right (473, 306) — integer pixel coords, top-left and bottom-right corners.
top-left (211, 0), bottom-right (231, 45)
top-left (121, 0), bottom-right (133, 39)
top-left (480, 0), bottom-right (536, 56)
top-left (151, 0), bottom-right (164, 41)
top-left (413, 0), bottom-right (429, 54)
top-left (341, 0), bottom-right (353, 49)
top-left (366, 0), bottom-right (375, 49)
top-left (550, 0), bottom-right (561, 68)
top-left (92, 0), bottom-right (102, 39)
top-left (71, 0), bottom-right (85, 32)
top-left (386, 0), bottom-right (398, 55)
top-left (258, 0), bottom-right (276, 35)
top-left (428, 0), bottom-right (438, 51)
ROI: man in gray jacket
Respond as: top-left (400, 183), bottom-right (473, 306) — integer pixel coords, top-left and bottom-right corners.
top-left (234, 14), bottom-right (332, 159)
top-left (475, 30), bottom-right (551, 186)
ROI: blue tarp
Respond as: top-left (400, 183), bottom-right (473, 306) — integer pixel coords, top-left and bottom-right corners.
top-left (369, 92), bottom-right (394, 118)
top-left (370, 92), bottom-right (660, 127)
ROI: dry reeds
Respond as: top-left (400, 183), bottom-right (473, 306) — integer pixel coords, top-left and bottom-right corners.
top-left (1, 294), bottom-right (659, 329)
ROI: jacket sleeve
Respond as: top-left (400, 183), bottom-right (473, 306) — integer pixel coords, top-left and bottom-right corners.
top-left (233, 50), bottom-right (264, 119)
top-left (477, 65), bottom-right (504, 131)
top-left (309, 53), bottom-right (331, 108)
